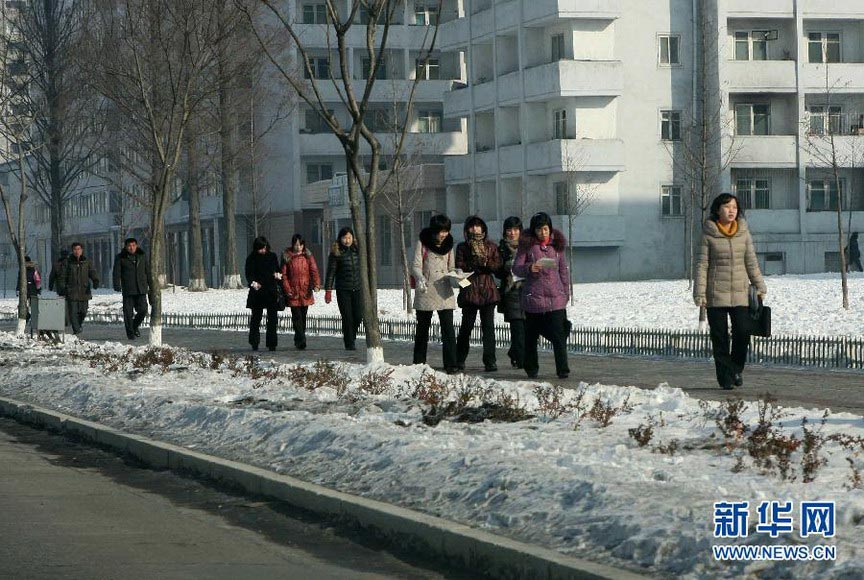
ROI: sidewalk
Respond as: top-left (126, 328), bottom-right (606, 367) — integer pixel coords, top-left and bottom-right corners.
top-left (6, 321), bottom-right (861, 414)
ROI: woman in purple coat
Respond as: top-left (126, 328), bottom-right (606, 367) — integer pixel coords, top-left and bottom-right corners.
top-left (512, 212), bottom-right (570, 379)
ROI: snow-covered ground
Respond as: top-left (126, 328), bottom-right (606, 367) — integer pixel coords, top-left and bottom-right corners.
top-left (1, 332), bottom-right (862, 578)
top-left (3, 273), bottom-right (862, 336)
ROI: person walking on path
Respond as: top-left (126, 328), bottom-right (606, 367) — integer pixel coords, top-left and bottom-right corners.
top-left (48, 249), bottom-right (69, 292)
top-left (245, 236), bottom-right (281, 351)
top-left (112, 238), bottom-right (153, 340)
top-left (57, 243), bottom-right (99, 335)
top-left (847, 232), bottom-right (862, 272)
top-left (281, 234), bottom-right (321, 351)
top-left (17, 256), bottom-right (41, 323)
top-left (497, 216), bottom-right (526, 369)
top-left (694, 193), bottom-right (767, 390)
top-left (455, 216), bottom-right (502, 372)
top-left (412, 214), bottom-right (458, 373)
top-left (324, 227), bottom-right (363, 351)
top-left (512, 212), bottom-right (571, 380)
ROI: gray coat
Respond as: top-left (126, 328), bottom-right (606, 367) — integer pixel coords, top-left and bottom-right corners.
top-left (694, 218), bottom-right (767, 308)
top-left (412, 230), bottom-right (456, 312)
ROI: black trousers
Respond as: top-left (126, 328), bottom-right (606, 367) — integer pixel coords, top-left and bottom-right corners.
top-left (456, 303), bottom-right (497, 368)
top-left (414, 309), bottom-right (457, 370)
top-left (337, 289), bottom-right (363, 349)
top-left (249, 306), bottom-right (278, 349)
top-left (848, 257), bottom-right (863, 272)
top-left (524, 309), bottom-right (570, 376)
top-left (707, 306), bottom-right (751, 387)
top-left (291, 306), bottom-right (308, 348)
top-left (67, 300), bottom-right (89, 334)
top-left (507, 318), bottom-right (526, 367)
top-left (122, 294), bottom-right (148, 339)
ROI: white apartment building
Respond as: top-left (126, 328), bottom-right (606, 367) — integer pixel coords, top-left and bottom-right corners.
top-left (437, 0), bottom-right (864, 281)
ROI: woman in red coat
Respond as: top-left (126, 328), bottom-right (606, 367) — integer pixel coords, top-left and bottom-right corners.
top-left (281, 234), bottom-right (321, 350)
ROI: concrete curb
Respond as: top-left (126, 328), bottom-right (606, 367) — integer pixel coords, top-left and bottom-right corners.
top-left (0, 396), bottom-right (647, 580)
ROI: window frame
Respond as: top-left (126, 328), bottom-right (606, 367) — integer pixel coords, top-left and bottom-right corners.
top-left (415, 57), bottom-right (440, 80)
top-left (808, 32), bottom-right (841, 64)
top-left (734, 103), bottom-right (771, 136)
top-left (808, 105), bottom-right (843, 135)
top-left (551, 33), bottom-right (566, 62)
top-left (660, 185), bottom-right (684, 217)
top-left (553, 109), bottom-right (568, 140)
top-left (658, 34), bottom-right (681, 66)
top-left (660, 109), bottom-right (682, 141)
top-left (735, 177), bottom-right (771, 210)
top-left (416, 110), bottom-right (442, 133)
top-left (807, 178), bottom-right (845, 212)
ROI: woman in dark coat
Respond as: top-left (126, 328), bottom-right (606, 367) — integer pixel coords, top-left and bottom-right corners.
top-left (455, 215), bottom-right (502, 372)
top-left (282, 234), bottom-right (321, 350)
top-left (512, 212), bottom-right (570, 379)
top-left (324, 227), bottom-right (363, 350)
top-left (245, 236), bottom-right (281, 351)
top-left (497, 216), bottom-right (525, 368)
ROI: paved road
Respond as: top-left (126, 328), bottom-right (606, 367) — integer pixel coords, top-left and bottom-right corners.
top-left (0, 417), bottom-right (466, 580)
top-left (6, 321), bottom-right (861, 414)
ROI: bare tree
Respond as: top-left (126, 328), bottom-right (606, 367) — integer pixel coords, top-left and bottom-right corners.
top-left (557, 142), bottom-right (598, 304)
top-left (7, 0), bottom-right (106, 264)
top-left (242, 0), bottom-right (443, 362)
top-left (800, 66), bottom-right (859, 310)
top-left (86, 0), bottom-right (222, 346)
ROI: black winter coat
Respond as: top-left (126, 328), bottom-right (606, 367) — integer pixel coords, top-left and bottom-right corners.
top-left (59, 255), bottom-right (99, 301)
top-left (325, 242), bottom-right (361, 292)
top-left (496, 240), bottom-right (524, 321)
top-left (245, 250), bottom-right (280, 310)
top-left (113, 248), bottom-right (152, 296)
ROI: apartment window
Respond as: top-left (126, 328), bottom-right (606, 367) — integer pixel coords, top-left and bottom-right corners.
top-left (660, 110), bottom-right (681, 140)
top-left (358, 6), bottom-right (385, 25)
top-left (553, 109), bottom-right (567, 139)
top-left (306, 163), bottom-right (333, 184)
top-left (379, 215), bottom-right (392, 266)
top-left (808, 32), bottom-right (840, 63)
top-left (661, 185), bottom-right (683, 217)
top-left (415, 58), bottom-right (440, 80)
top-left (734, 31), bottom-right (771, 61)
top-left (302, 4), bottom-right (327, 24)
top-left (808, 105), bottom-right (843, 135)
top-left (551, 34), bottom-right (566, 62)
top-left (735, 104), bottom-right (770, 135)
top-left (303, 108), bottom-right (334, 133)
top-left (736, 178), bottom-right (770, 210)
top-left (659, 35), bottom-right (681, 66)
top-left (362, 57), bottom-right (387, 80)
top-left (808, 179), bottom-right (844, 211)
top-left (304, 57), bottom-right (330, 79)
top-left (413, 4), bottom-right (438, 25)
top-left (417, 110), bottom-right (441, 133)
top-left (414, 210), bottom-right (433, 234)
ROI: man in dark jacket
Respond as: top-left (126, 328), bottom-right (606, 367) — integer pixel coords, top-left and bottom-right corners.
top-left (847, 232), bottom-right (862, 272)
top-left (48, 249), bottom-right (69, 292)
top-left (112, 237), bottom-right (152, 340)
top-left (58, 242), bottom-right (99, 335)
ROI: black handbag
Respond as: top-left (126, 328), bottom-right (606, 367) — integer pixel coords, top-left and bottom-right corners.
top-left (748, 286), bottom-right (771, 337)
top-left (274, 284), bottom-right (287, 312)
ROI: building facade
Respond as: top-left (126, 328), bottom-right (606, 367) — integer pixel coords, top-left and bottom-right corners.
top-left (437, 0), bottom-right (864, 280)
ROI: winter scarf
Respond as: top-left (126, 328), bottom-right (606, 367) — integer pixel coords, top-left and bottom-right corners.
top-left (468, 232), bottom-right (487, 265)
top-left (716, 220), bottom-right (738, 238)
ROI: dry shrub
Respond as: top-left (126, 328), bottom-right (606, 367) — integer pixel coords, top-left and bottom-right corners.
top-left (583, 394), bottom-right (634, 428)
top-left (534, 384), bottom-right (572, 420)
top-left (288, 360), bottom-right (350, 393)
top-left (629, 421), bottom-right (655, 448)
top-left (358, 368), bottom-right (395, 396)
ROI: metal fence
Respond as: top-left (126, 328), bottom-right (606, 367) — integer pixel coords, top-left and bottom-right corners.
top-left (3, 310), bottom-right (863, 371)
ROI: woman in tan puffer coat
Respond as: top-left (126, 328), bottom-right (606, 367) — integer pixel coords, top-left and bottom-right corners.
top-left (694, 193), bottom-right (767, 390)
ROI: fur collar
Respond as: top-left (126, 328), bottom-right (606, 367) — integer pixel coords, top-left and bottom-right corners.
top-left (419, 228), bottom-right (454, 255)
top-left (330, 241), bottom-right (358, 256)
top-left (703, 217), bottom-right (750, 238)
top-left (519, 228), bottom-right (567, 252)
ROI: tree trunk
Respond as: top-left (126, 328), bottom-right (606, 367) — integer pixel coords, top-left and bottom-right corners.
top-left (568, 217), bottom-right (575, 305)
top-left (398, 217), bottom-right (412, 315)
top-left (218, 37), bottom-right (242, 290)
top-left (834, 168), bottom-right (849, 309)
top-left (186, 136), bottom-right (207, 291)
top-left (16, 152), bottom-right (28, 335)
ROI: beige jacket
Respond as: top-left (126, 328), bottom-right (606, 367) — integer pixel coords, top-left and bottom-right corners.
top-left (412, 239), bottom-right (456, 311)
top-left (694, 218), bottom-right (767, 308)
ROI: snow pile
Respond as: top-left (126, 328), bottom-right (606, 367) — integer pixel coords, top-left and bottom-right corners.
top-left (3, 272), bottom-right (863, 336)
top-left (1, 331), bottom-right (862, 578)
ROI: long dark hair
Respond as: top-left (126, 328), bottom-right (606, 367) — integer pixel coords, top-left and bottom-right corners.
top-left (336, 227), bottom-right (356, 247)
top-left (291, 234), bottom-right (306, 249)
top-left (709, 193), bottom-right (745, 222)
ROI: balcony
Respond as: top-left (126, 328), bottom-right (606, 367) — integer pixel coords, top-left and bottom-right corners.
top-left (526, 139), bottom-right (625, 173)
top-left (300, 131), bottom-right (467, 156)
top-left (445, 154), bottom-right (472, 181)
top-left (314, 79), bottom-right (453, 103)
top-left (727, 60), bottom-right (797, 93)
top-left (438, 16), bottom-right (468, 50)
top-left (496, 0), bottom-right (520, 31)
top-left (472, 7), bottom-right (494, 39)
top-left (524, 60), bottom-right (622, 100)
top-left (553, 215), bottom-right (626, 247)
top-left (803, 63), bottom-right (864, 93)
top-left (725, 0), bottom-right (793, 17)
top-left (746, 210), bottom-right (800, 234)
top-left (497, 70), bottom-right (521, 104)
top-left (732, 135), bottom-right (798, 168)
top-left (499, 144), bottom-right (524, 174)
top-left (801, 0), bottom-right (864, 18)
top-left (472, 78), bottom-right (496, 111)
top-left (523, 0), bottom-right (621, 27)
top-left (804, 135), bottom-right (864, 169)
top-left (443, 83), bottom-right (471, 117)
top-left (475, 150), bottom-right (497, 177)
